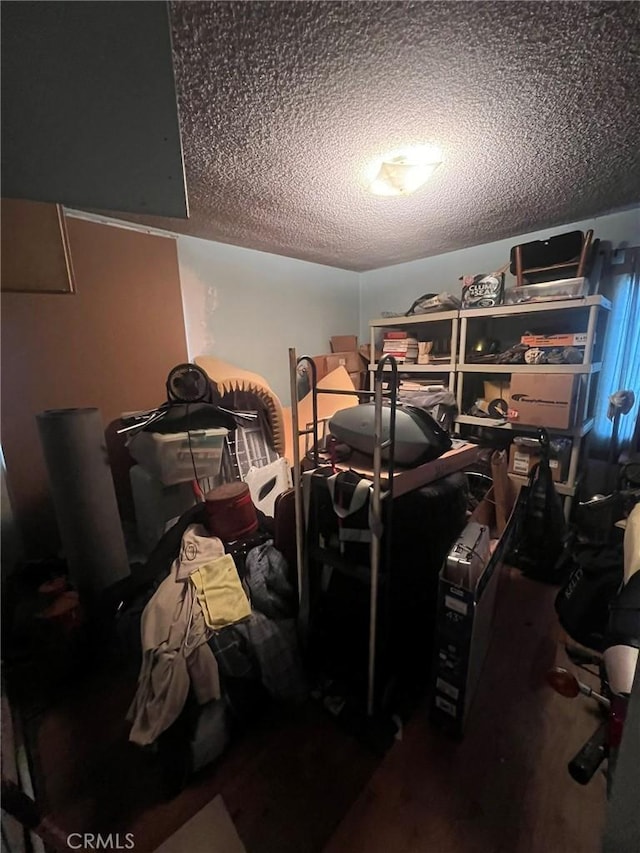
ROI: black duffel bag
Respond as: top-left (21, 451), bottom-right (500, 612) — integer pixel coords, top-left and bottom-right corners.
top-left (555, 543), bottom-right (624, 651)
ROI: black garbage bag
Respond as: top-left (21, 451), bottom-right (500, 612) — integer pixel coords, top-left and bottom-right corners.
top-left (555, 542), bottom-right (624, 650)
top-left (507, 429), bottom-right (568, 582)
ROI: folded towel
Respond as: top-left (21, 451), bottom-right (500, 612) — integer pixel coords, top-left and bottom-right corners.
top-left (190, 554), bottom-right (251, 630)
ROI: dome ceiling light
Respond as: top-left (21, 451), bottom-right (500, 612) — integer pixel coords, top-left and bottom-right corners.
top-left (365, 144), bottom-right (443, 197)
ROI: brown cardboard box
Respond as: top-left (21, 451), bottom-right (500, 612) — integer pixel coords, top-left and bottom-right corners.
top-left (348, 371), bottom-right (364, 390)
top-left (312, 353), bottom-right (364, 389)
top-left (313, 352), bottom-right (365, 389)
top-left (508, 440), bottom-right (570, 483)
top-left (312, 355), bottom-right (328, 381)
top-left (508, 374), bottom-right (577, 430)
top-left (283, 366), bottom-right (359, 466)
top-left (325, 350), bottom-right (363, 374)
top-left (330, 335), bottom-right (358, 353)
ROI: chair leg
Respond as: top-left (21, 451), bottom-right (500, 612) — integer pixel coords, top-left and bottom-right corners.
top-left (576, 229), bottom-right (594, 278)
top-left (515, 244), bottom-right (524, 286)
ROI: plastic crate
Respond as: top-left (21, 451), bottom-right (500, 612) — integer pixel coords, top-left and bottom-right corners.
top-left (504, 277), bottom-right (587, 304)
top-left (129, 465), bottom-right (196, 554)
top-left (128, 427), bottom-right (228, 486)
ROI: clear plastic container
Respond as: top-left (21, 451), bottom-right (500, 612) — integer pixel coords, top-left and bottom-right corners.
top-left (504, 277), bottom-right (588, 305)
top-left (128, 427), bottom-right (228, 485)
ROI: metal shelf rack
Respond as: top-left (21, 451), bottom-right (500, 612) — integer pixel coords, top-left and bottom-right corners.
top-left (288, 347), bottom-right (398, 716)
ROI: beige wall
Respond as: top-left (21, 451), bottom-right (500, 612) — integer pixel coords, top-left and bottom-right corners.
top-left (1, 217), bottom-right (188, 556)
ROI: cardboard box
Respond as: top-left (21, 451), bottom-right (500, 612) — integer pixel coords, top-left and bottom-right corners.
top-left (309, 355), bottom-right (364, 390)
top-left (283, 366), bottom-right (360, 466)
top-left (508, 374), bottom-right (577, 430)
top-left (429, 486), bottom-right (518, 737)
top-left (348, 371), bottom-right (364, 390)
top-left (520, 332), bottom-right (587, 348)
top-left (311, 355), bottom-right (328, 381)
top-left (330, 335), bottom-right (358, 353)
top-left (325, 350), bottom-right (363, 375)
top-left (508, 437), bottom-right (571, 483)
top-left (483, 379), bottom-right (511, 402)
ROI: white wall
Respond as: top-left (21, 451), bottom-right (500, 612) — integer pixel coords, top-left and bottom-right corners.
top-left (358, 207), bottom-right (640, 337)
top-left (177, 236), bottom-right (360, 403)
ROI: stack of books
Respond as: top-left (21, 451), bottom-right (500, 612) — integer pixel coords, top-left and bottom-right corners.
top-left (382, 331), bottom-right (419, 364)
top-left (399, 379), bottom-right (446, 393)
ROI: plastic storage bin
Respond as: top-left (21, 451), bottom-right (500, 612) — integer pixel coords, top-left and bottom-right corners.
top-left (504, 277), bottom-right (588, 305)
top-left (128, 427), bottom-right (228, 486)
top-left (130, 465), bottom-right (196, 554)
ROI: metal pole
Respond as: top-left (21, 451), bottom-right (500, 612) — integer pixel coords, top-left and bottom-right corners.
top-left (449, 311), bottom-right (459, 395)
top-left (288, 347), bottom-right (305, 603)
top-left (368, 375), bottom-right (383, 716)
top-left (367, 354), bottom-right (397, 716)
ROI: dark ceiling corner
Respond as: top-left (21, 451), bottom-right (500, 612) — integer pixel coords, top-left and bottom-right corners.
top-left (1, 0), bottom-right (188, 218)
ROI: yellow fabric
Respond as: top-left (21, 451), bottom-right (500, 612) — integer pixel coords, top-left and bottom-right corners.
top-left (190, 554), bottom-right (251, 630)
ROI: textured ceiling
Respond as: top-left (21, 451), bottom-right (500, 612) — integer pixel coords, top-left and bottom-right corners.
top-left (112, 1), bottom-right (640, 270)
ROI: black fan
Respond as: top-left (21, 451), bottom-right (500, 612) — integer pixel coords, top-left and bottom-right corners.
top-left (166, 363), bottom-right (211, 404)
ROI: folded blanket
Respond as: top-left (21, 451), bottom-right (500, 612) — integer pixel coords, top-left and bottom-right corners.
top-left (190, 554), bottom-right (251, 630)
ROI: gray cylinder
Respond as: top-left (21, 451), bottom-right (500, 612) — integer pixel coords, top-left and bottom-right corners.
top-left (37, 407), bottom-right (130, 593)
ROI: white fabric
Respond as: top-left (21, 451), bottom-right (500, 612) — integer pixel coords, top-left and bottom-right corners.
top-left (127, 527), bottom-right (224, 746)
top-left (173, 524), bottom-right (225, 581)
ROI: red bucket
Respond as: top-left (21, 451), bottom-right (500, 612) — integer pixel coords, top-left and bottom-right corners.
top-left (205, 482), bottom-right (258, 542)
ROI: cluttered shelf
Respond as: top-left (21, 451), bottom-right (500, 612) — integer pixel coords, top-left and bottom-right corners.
top-left (369, 308), bottom-right (459, 326)
top-left (459, 292), bottom-right (611, 319)
top-left (366, 266), bottom-right (610, 523)
top-left (457, 361), bottom-right (602, 374)
top-left (368, 363), bottom-right (455, 373)
top-left (368, 307), bottom-right (458, 391)
top-left (455, 414), bottom-right (595, 438)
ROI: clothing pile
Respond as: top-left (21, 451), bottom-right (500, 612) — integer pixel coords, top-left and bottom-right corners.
top-left (127, 518), bottom-right (305, 749)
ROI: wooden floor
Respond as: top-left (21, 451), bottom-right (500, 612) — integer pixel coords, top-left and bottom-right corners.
top-left (20, 566), bottom-right (606, 853)
top-left (26, 678), bottom-right (379, 853)
top-left (326, 568), bottom-right (606, 853)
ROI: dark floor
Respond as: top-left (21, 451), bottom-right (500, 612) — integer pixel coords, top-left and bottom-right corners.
top-left (21, 672), bottom-right (380, 853)
top-left (326, 568), bottom-right (606, 853)
top-left (15, 565), bottom-right (605, 853)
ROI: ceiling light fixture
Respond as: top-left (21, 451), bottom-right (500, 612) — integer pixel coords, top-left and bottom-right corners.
top-left (365, 143), bottom-right (443, 197)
